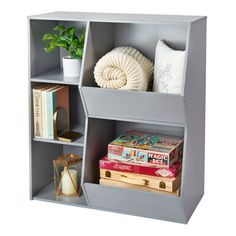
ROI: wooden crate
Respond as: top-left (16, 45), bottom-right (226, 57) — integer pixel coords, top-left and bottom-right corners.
top-left (100, 168), bottom-right (181, 192)
top-left (99, 178), bottom-right (180, 196)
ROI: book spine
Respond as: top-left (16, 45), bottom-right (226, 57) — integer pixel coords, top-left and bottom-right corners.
top-left (47, 91), bottom-right (53, 139)
top-left (42, 91), bottom-right (47, 139)
top-left (100, 158), bottom-right (181, 178)
top-left (33, 89), bottom-right (42, 138)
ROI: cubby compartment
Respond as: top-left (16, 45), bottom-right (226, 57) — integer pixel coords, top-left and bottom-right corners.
top-left (82, 22), bottom-right (188, 87)
top-left (29, 19), bottom-right (88, 85)
top-left (82, 117), bottom-right (186, 222)
top-left (31, 141), bottom-right (87, 206)
top-left (80, 21), bottom-right (189, 122)
top-left (31, 83), bottom-right (85, 146)
top-left (83, 117), bottom-right (184, 184)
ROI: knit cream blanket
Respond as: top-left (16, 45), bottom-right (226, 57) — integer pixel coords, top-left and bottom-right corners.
top-left (94, 47), bottom-right (154, 91)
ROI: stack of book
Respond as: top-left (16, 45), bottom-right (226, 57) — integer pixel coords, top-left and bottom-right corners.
top-left (32, 84), bottom-right (69, 139)
top-left (99, 130), bottom-right (183, 196)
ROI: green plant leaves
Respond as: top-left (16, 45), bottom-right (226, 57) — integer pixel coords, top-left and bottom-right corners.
top-left (79, 34), bottom-right (85, 45)
top-left (42, 25), bottom-right (85, 59)
top-left (53, 25), bottom-right (65, 31)
top-left (67, 27), bottom-right (76, 36)
top-left (74, 48), bottom-right (83, 59)
top-left (60, 35), bottom-right (73, 45)
top-left (56, 40), bottom-right (69, 50)
top-left (44, 42), bottom-right (56, 53)
top-left (42, 33), bottom-right (54, 41)
top-left (71, 37), bottom-right (79, 48)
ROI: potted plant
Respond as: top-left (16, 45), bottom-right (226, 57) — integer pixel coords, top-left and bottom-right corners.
top-left (42, 25), bottom-right (85, 77)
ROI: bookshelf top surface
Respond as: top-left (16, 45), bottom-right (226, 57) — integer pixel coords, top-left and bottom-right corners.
top-left (28, 11), bottom-right (206, 24)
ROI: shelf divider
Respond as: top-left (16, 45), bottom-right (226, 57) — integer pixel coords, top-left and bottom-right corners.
top-left (31, 68), bottom-right (80, 85)
top-left (33, 124), bottom-right (85, 147)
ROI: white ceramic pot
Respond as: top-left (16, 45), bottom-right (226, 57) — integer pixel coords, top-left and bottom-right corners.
top-left (62, 56), bottom-right (81, 77)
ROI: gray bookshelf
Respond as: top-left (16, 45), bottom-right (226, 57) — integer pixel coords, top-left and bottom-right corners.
top-left (28, 11), bottom-right (206, 224)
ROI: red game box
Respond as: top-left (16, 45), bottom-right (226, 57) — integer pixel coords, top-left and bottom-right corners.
top-left (100, 156), bottom-right (182, 178)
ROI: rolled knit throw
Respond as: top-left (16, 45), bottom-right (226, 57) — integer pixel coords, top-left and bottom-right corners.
top-left (94, 47), bottom-right (154, 91)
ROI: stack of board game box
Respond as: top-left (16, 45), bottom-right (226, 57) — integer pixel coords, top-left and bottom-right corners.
top-left (99, 130), bottom-right (183, 196)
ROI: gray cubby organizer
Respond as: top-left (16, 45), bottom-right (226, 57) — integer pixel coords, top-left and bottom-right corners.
top-left (28, 12), bottom-right (206, 223)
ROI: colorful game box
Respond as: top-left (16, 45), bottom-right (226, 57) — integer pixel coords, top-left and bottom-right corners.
top-left (108, 130), bottom-right (183, 167)
top-left (100, 156), bottom-right (182, 178)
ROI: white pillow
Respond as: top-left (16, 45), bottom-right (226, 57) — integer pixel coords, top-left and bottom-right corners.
top-left (153, 40), bottom-right (185, 94)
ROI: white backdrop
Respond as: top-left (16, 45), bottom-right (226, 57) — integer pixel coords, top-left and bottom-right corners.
top-left (0, 0), bottom-right (235, 235)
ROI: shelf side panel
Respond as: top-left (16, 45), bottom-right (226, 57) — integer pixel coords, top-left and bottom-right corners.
top-left (31, 142), bottom-right (62, 197)
top-left (182, 18), bottom-right (206, 220)
top-left (69, 86), bottom-right (86, 126)
top-left (116, 120), bottom-right (184, 137)
top-left (30, 20), bottom-right (60, 77)
top-left (83, 118), bottom-right (116, 184)
top-left (82, 22), bottom-right (115, 87)
top-left (114, 23), bottom-right (188, 61)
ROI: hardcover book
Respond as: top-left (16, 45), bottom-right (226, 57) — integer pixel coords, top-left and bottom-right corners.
top-left (32, 84), bottom-right (54, 138)
top-left (108, 130), bottom-right (183, 167)
top-left (46, 85), bottom-right (69, 139)
top-left (42, 85), bottom-right (61, 139)
top-left (100, 156), bottom-right (182, 178)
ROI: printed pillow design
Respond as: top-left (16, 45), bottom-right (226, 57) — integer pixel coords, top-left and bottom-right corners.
top-left (153, 40), bottom-right (185, 94)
